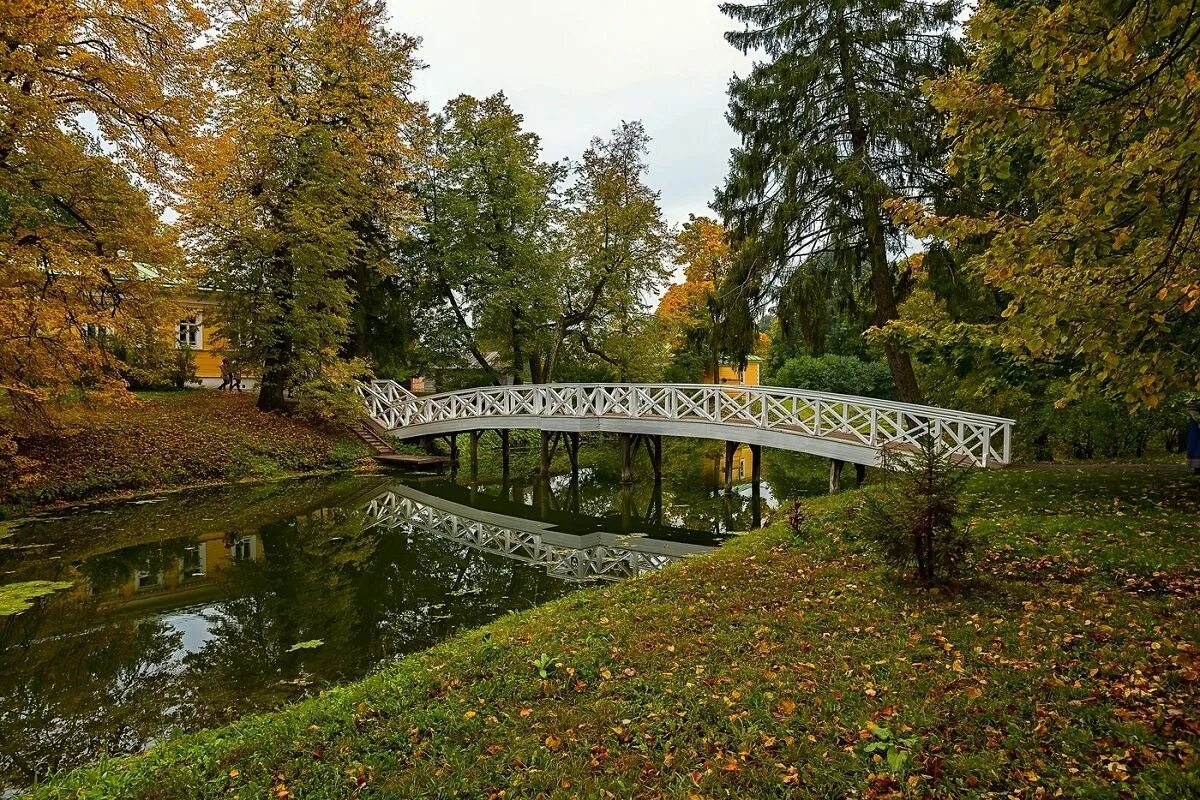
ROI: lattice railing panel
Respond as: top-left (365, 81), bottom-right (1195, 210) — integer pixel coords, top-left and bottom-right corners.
top-left (360, 381), bottom-right (1015, 467)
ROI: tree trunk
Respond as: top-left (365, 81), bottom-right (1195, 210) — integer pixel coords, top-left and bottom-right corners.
top-left (257, 261), bottom-right (295, 413)
top-left (257, 340), bottom-right (291, 412)
top-left (836, 15), bottom-right (923, 404)
top-left (351, 259), bottom-right (370, 359)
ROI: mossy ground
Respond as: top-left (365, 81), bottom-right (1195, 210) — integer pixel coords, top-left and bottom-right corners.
top-left (32, 468), bottom-right (1200, 799)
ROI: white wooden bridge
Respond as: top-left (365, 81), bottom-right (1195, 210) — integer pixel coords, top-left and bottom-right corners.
top-left (363, 485), bottom-right (713, 583)
top-left (359, 380), bottom-right (1014, 468)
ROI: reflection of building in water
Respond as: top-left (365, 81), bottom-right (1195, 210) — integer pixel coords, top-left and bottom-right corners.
top-left (705, 443), bottom-right (754, 490)
top-left (89, 532), bottom-right (262, 605)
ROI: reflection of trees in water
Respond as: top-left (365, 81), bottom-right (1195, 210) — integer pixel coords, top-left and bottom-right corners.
top-left (0, 604), bottom-right (184, 782)
top-left (0, 491), bottom-right (574, 789)
top-left (480, 435), bottom-right (836, 533)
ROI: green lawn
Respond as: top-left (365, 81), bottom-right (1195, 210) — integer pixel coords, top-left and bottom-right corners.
top-left (32, 468), bottom-right (1200, 799)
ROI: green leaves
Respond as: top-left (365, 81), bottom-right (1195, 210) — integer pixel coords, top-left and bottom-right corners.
top-left (189, 0), bottom-right (423, 410)
top-left (907, 0), bottom-right (1200, 409)
top-left (287, 639), bottom-right (325, 652)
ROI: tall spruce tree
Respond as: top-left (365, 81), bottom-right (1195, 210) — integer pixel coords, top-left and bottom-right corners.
top-left (715, 0), bottom-right (962, 403)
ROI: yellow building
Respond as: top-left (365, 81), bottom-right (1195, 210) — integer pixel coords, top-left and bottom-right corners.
top-left (173, 291), bottom-right (259, 388)
top-left (701, 356), bottom-right (762, 386)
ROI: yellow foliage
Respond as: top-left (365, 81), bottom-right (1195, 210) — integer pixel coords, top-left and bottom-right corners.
top-left (0, 0), bottom-right (209, 424)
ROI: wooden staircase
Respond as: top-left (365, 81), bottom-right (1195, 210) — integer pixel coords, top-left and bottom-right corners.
top-left (348, 419), bottom-right (449, 471)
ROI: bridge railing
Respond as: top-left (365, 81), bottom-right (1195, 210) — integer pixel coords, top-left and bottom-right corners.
top-left (356, 379), bottom-right (416, 419)
top-left (362, 381), bottom-right (1015, 467)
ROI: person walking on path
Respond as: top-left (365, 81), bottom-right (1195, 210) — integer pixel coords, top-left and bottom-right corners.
top-left (1187, 402), bottom-right (1200, 475)
top-left (231, 363), bottom-right (244, 393)
top-left (218, 357), bottom-right (232, 391)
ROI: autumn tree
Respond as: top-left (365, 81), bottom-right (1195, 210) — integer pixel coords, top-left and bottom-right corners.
top-left (0, 0), bottom-right (209, 424)
top-left (657, 215), bottom-right (732, 381)
top-left (413, 93), bottom-right (566, 384)
top-left (715, 0), bottom-right (963, 403)
top-left (551, 121), bottom-right (673, 381)
top-left (187, 0), bottom-right (422, 412)
top-left (894, 0), bottom-right (1200, 409)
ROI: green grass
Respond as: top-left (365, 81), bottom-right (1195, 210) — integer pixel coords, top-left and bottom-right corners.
top-left (31, 468), bottom-right (1200, 799)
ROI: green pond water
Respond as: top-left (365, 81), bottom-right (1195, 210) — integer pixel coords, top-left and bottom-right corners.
top-left (0, 437), bottom-right (831, 790)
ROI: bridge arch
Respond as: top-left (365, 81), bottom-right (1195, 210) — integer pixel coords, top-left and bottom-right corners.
top-left (359, 381), bottom-right (1014, 468)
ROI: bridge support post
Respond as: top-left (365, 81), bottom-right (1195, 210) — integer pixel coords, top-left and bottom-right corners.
top-left (499, 429), bottom-right (511, 481)
top-left (566, 432), bottom-right (581, 475)
top-left (539, 431), bottom-right (552, 478)
top-left (447, 435), bottom-right (459, 472)
top-left (749, 444), bottom-right (762, 487)
top-left (647, 435), bottom-right (662, 484)
top-left (619, 433), bottom-right (634, 484)
top-left (724, 441), bottom-right (739, 494)
top-left (751, 481), bottom-right (763, 529)
top-left (828, 459), bottom-right (845, 494)
top-left (855, 463), bottom-right (867, 488)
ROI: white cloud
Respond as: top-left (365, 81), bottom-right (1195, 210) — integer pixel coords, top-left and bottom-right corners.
top-left (386, 0), bottom-right (752, 227)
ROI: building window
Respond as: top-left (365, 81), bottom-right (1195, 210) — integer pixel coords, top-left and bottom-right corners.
top-left (232, 537), bottom-right (255, 561)
top-left (177, 313), bottom-right (203, 350)
top-left (180, 546), bottom-right (203, 580)
top-left (135, 570), bottom-right (162, 591)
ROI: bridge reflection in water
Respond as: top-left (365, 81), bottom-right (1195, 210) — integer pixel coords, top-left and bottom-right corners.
top-left (364, 482), bottom-right (725, 583)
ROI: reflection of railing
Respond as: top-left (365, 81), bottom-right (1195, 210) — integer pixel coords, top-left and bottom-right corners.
top-left (364, 486), bottom-right (713, 583)
top-left (360, 381), bottom-right (1014, 467)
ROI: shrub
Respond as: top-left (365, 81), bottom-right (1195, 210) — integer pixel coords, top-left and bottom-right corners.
top-left (767, 354), bottom-right (896, 399)
top-left (293, 359), bottom-right (367, 426)
top-left (857, 435), bottom-right (975, 583)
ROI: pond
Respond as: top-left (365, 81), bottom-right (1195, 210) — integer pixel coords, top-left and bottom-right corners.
top-left (0, 436), bottom-right (831, 790)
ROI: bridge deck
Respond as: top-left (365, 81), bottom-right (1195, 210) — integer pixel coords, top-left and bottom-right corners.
top-left (358, 382), bottom-right (1014, 468)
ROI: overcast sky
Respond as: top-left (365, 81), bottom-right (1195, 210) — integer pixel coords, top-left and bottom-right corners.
top-left (387, 0), bottom-right (753, 228)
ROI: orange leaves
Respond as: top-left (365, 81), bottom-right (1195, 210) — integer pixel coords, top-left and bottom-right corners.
top-left (0, 0), bottom-right (211, 424)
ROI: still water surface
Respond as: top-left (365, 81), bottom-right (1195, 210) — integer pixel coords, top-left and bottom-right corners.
top-left (0, 439), bottom-right (827, 789)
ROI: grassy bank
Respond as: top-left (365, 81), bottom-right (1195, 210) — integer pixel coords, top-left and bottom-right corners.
top-left (2, 392), bottom-right (369, 512)
top-left (33, 468), bottom-right (1200, 799)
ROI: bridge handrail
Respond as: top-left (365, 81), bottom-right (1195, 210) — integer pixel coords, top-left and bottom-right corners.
top-left (380, 382), bottom-right (1015, 425)
top-left (360, 381), bottom-right (1015, 466)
